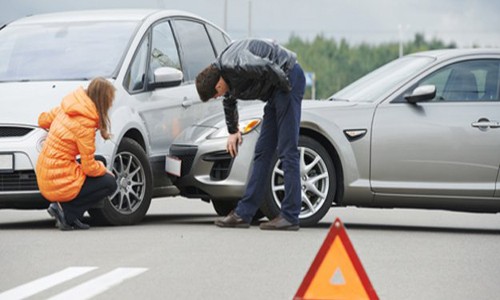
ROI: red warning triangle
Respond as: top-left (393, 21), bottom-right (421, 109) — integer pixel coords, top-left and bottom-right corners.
top-left (294, 218), bottom-right (378, 300)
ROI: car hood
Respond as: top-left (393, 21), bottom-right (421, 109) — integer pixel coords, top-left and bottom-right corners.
top-left (173, 99), bottom-right (360, 145)
top-left (0, 81), bottom-right (90, 126)
top-left (192, 100), bottom-right (357, 128)
top-left (302, 99), bottom-right (357, 109)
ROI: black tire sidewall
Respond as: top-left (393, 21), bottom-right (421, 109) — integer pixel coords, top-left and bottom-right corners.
top-left (212, 199), bottom-right (238, 216)
top-left (212, 199), bottom-right (265, 221)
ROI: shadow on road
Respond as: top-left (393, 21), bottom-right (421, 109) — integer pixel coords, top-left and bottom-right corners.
top-left (0, 219), bottom-right (56, 230)
top-left (141, 214), bottom-right (217, 226)
top-left (141, 214), bottom-right (500, 235)
top-left (2, 212), bottom-right (500, 235)
top-left (341, 222), bottom-right (500, 235)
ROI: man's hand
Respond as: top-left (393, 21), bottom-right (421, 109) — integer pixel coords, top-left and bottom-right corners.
top-left (226, 131), bottom-right (242, 157)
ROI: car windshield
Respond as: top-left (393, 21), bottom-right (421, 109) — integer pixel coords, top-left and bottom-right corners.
top-left (330, 55), bottom-right (435, 102)
top-left (0, 21), bottom-right (138, 81)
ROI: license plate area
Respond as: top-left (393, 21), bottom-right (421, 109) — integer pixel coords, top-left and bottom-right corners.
top-left (165, 155), bottom-right (181, 177)
top-left (0, 153), bottom-right (14, 173)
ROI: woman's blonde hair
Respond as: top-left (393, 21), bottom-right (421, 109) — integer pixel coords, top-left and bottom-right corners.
top-left (86, 77), bottom-right (115, 140)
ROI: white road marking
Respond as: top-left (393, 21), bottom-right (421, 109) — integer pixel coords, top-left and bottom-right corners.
top-left (48, 268), bottom-right (148, 300)
top-left (0, 266), bottom-right (97, 300)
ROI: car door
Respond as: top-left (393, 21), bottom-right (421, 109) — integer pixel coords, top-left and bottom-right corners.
top-left (371, 59), bottom-right (500, 198)
top-left (130, 19), bottom-right (227, 158)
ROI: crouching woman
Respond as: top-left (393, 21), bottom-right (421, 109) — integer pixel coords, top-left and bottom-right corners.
top-left (36, 77), bottom-right (118, 230)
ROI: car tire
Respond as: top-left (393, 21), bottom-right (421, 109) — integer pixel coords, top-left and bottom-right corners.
top-left (212, 199), bottom-right (237, 216)
top-left (89, 137), bottom-right (153, 225)
top-left (260, 135), bottom-right (336, 227)
top-left (212, 199), bottom-right (265, 221)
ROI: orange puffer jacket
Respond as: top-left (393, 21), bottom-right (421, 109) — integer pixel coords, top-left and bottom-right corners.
top-left (36, 87), bottom-right (107, 202)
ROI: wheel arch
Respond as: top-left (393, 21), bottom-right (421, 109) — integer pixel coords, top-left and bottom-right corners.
top-left (300, 127), bottom-right (344, 205)
top-left (122, 128), bottom-right (146, 152)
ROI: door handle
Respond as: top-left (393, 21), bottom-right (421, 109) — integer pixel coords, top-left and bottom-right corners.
top-left (181, 97), bottom-right (192, 108)
top-left (471, 120), bottom-right (500, 129)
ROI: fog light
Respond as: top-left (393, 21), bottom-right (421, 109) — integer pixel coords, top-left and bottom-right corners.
top-left (36, 137), bottom-right (46, 152)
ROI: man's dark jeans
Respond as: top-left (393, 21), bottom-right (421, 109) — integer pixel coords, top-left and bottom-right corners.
top-left (235, 63), bottom-right (306, 224)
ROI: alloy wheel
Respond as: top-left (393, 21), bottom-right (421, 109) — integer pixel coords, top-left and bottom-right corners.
top-left (271, 146), bottom-right (330, 219)
top-left (110, 151), bottom-right (146, 215)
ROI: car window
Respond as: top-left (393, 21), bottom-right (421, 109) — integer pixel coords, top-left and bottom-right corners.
top-left (173, 19), bottom-right (217, 82)
top-left (0, 21), bottom-right (138, 81)
top-left (331, 55), bottom-right (435, 102)
top-left (149, 21), bottom-right (181, 84)
top-left (125, 34), bottom-right (150, 92)
top-left (206, 24), bottom-right (230, 56)
top-left (403, 60), bottom-right (500, 102)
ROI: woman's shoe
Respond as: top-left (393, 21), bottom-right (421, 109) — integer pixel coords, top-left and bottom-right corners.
top-left (47, 203), bottom-right (60, 228)
top-left (47, 202), bottom-right (73, 231)
top-left (71, 219), bottom-right (90, 230)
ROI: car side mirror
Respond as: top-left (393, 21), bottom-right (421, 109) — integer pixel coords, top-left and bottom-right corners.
top-left (152, 67), bottom-right (183, 89)
top-left (404, 85), bottom-right (436, 104)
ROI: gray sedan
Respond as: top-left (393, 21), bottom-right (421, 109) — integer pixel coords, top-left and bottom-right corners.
top-left (167, 48), bottom-right (500, 226)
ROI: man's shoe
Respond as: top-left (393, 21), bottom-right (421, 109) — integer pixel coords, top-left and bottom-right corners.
top-left (214, 211), bottom-right (250, 228)
top-left (71, 219), bottom-right (90, 230)
top-left (47, 202), bottom-right (73, 231)
top-left (260, 216), bottom-right (299, 231)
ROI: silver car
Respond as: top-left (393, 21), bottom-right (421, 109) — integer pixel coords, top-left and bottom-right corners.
top-left (0, 9), bottom-right (231, 224)
top-left (168, 48), bottom-right (500, 226)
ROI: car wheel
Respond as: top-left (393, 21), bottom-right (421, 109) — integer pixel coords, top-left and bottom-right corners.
top-left (89, 137), bottom-right (153, 225)
top-left (212, 199), bottom-right (265, 221)
top-left (260, 136), bottom-right (336, 227)
top-left (212, 199), bottom-right (237, 216)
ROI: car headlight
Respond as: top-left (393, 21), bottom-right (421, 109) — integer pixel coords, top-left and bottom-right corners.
top-left (208, 118), bottom-right (262, 139)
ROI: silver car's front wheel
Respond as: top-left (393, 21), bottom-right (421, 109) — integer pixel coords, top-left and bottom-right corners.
top-left (111, 151), bottom-right (146, 214)
top-left (89, 138), bottom-right (152, 225)
top-left (261, 136), bottom-right (336, 226)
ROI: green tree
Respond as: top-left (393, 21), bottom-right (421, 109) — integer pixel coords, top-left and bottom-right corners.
top-left (285, 33), bottom-right (457, 99)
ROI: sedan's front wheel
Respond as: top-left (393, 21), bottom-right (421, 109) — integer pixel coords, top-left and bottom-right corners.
top-left (212, 199), bottom-right (238, 216)
top-left (260, 136), bottom-right (336, 227)
top-left (89, 138), bottom-right (153, 225)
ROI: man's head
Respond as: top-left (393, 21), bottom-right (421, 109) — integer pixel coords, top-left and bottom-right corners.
top-left (196, 64), bottom-right (229, 102)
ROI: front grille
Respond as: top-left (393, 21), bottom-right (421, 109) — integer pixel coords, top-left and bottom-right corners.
top-left (169, 145), bottom-right (198, 177)
top-left (202, 151), bottom-right (233, 181)
top-left (0, 126), bottom-right (34, 138)
top-left (0, 171), bottom-right (39, 191)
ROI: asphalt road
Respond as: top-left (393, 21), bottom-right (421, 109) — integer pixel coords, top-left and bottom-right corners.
top-left (1, 196), bottom-right (500, 300)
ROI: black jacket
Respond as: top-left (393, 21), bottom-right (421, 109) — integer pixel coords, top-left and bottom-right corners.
top-left (214, 39), bottom-right (297, 134)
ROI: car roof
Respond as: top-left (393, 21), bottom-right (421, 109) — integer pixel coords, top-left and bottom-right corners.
top-left (8, 9), bottom-right (203, 25)
top-left (409, 48), bottom-right (500, 60)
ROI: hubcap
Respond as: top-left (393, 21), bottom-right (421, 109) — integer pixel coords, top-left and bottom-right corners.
top-left (271, 147), bottom-right (329, 219)
top-left (109, 151), bottom-right (146, 214)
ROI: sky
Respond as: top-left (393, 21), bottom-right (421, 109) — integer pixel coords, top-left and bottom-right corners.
top-left (1, 0), bottom-right (500, 48)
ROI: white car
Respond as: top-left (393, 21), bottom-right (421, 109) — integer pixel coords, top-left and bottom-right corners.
top-left (0, 9), bottom-right (232, 225)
